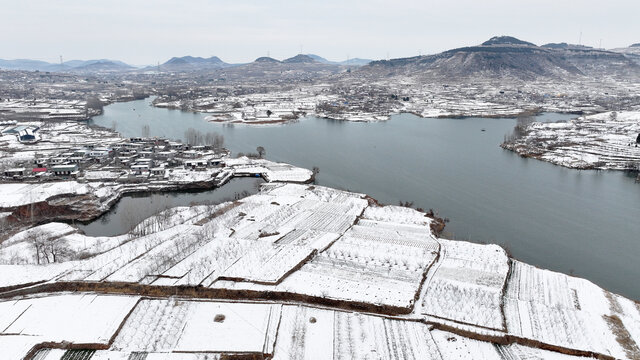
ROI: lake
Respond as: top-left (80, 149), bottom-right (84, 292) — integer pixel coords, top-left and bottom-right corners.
top-left (76, 177), bottom-right (264, 237)
top-left (89, 97), bottom-right (640, 300)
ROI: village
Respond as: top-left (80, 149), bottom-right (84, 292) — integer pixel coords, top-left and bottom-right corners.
top-left (0, 117), bottom-right (313, 241)
top-left (1, 131), bottom-right (230, 182)
top-left (149, 75), bottom-right (640, 125)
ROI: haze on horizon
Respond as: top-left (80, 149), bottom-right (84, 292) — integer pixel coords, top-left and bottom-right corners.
top-left (1, 0), bottom-right (639, 66)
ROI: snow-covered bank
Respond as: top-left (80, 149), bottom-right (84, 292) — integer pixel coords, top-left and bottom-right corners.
top-left (1, 183), bottom-right (639, 359)
top-left (502, 111), bottom-right (640, 170)
top-left (154, 77), bottom-right (640, 125)
top-left (0, 156), bottom-right (312, 241)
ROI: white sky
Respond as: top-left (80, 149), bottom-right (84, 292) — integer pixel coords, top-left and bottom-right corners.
top-left (1, 0), bottom-right (638, 65)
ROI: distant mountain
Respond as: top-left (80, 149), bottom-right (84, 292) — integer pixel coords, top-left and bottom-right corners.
top-left (364, 36), bottom-right (581, 80)
top-left (212, 55), bottom-right (344, 82)
top-left (305, 54), bottom-right (331, 63)
top-left (362, 36), bottom-right (639, 80)
top-left (0, 58), bottom-right (135, 73)
top-left (306, 54), bottom-right (372, 66)
top-left (608, 45), bottom-right (640, 66)
top-left (548, 47), bottom-right (639, 77)
top-left (541, 43), bottom-right (593, 50)
top-left (339, 58), bottom-right (372, 66)
top-left (539, 43), bottom-right (639, 76)
top-left (69, 60), bottom-right (135, 73)
top-left (283, 54), bottom-right (317, 64)
top-left (482, 36), bottom-right (536, 46)
top-left (156, 56), bottom-right (231, 72)
top-left (254, 56), bottom-right (281, 63)
top-left (0, 59), bottom-right (53, 71)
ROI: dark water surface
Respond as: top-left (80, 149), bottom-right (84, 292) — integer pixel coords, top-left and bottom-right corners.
top-left (89, 98), bottom-right (640, 299)
top-left (76, 178), bottom-right (263, 237)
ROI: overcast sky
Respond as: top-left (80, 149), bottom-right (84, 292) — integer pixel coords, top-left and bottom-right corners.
top-left (1, 0), bottom-right (639, 65)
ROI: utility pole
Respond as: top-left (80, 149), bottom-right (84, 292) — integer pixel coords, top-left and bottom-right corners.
top-left (578, 31), bottom-right (582, 46)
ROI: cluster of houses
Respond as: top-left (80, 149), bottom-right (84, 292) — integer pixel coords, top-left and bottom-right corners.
top-left (1, 137), bottom-right (229, 181)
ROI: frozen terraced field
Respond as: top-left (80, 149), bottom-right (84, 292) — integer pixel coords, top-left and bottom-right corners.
top-left (0, 183), bottom-right (639, 359)
top-left (503, 111), bottom-right (640, 170)
top-left (419, 240), bottom-right (509, 331)
top-left (1, 295), bottom-right (603, 360)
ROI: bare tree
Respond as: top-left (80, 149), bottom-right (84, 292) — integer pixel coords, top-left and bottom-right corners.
top-left (29, 229), bottom-right (47, 265)
top-left (43, 237), bottom-right (71, 263)
top-left (205, 131), bottom-right (215, 146)
top-left (0, 216), bottom-right (8, 237)
top-left (184, 128), bottom-right (204, 146)
top-left (213, 133), bottom-right (224, 150)
top-left (142, 124), bottom-right (150, 138)
top-left (85, 97), bottom-right (104, 112)
top-left (256, 146), bottom-right (266, 158)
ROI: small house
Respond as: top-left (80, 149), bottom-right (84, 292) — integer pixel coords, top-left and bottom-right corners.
top-left (155, 151), bottom-right (175, 160)
top-left (131, 163), bottom-right (150, 175)
top-left (34, 158), bottom-right (47, 167)
top-left (32, 167), bottom-right (47, 176)
top-left (150, 167), bottom-right (166, 177)
top-left (67, 156), bottom-right (84, 164)
top-left (4, 168), bottom-right (27, 177)
top-left (50, 157), bottom-right (68, 165)
top-left (168, 142), bottom-right (185, 150)
top-left (73, 149), bottom-right (90, 158)
top-left (51, 164), bottom-right (78, 176)
top-left (182, 150), bottom-right (200, 159)
top-left (184, 159), bottom-right (208, 169)
top-left (134, 158), bottom-right (154, 167)
top-left (209, 159), bottom-right (225, 167)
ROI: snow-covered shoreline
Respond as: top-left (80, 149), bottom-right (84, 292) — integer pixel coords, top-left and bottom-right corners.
top-left (502, 111), bottom-right (640, 171)
top-left (152, 77), bottom-right (640, 125)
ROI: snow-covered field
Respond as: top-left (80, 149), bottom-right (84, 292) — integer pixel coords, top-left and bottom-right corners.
top-left (0, 183), bottom-right (639, 359)
top-left (503, 111), bottom-right (640, 170)
top-left (504, 260), bottom-right (640, 359)
top-left (419, 239), bottom-right (509, 331)
top-left (1, 295), bottom-right (603, 360)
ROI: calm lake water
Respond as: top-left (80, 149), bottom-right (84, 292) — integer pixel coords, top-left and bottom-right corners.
top-left (76, 178), bottom-right (264, 237)
top-left (89, 98), bottom-right (640, 300)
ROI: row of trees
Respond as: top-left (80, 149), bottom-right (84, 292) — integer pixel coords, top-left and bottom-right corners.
top-left (30, 229), bottom-right (71, 264)
top-left (184, 128), bottom-right (225, 148)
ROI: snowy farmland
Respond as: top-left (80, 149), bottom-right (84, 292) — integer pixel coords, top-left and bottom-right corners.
top-left (0, 183), bottom-right (639, 359)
